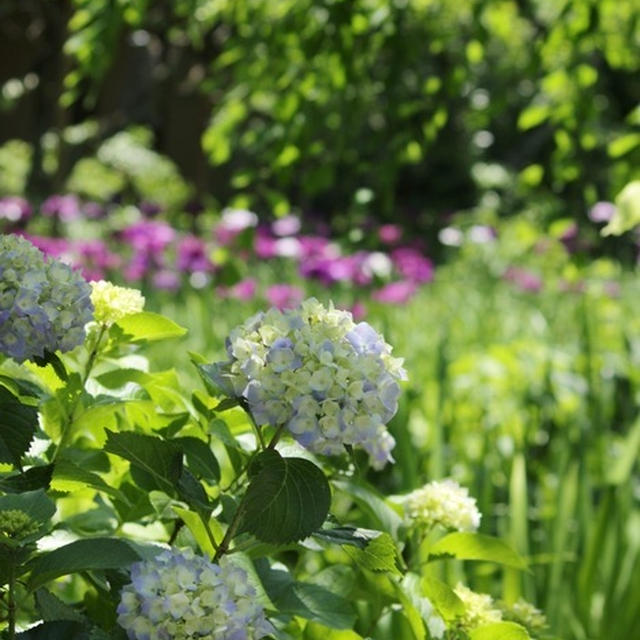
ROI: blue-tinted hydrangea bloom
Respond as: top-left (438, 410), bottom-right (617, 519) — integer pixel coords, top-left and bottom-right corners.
top-left (211, 298), bottom-right (406, 469)
top-left (0, 235), bottom-right (93, 363)
top-left (117, 548), bottom-right (273, 640)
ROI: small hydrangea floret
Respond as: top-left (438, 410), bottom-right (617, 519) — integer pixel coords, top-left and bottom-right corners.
top-left (501, 598), bottom-right (547, 632)
top-left (454, 583), bottom-right (503, 631)
top-left (117, 548), bottom-right (273, 640)
top-left (211, 298), bottom-right (406, 468)
top-left (90, 280), bottom-right (145, 325)
top-left (405, 479), bottom-right (481, 532)
top-left (0, 235), bottom-right (93, 363)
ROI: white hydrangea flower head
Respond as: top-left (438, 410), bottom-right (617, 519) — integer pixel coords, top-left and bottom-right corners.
top-left (90, 280), bottom-right (145, 325)
top-left (0, 234), bottom-right (93, 363)
top-left (405, 479), bottom-right (481, 532)
top-left (210, 298), bottom-right (406, 469)
top-left (501, 598), bottom-right (547, 632)
top-left (454, 583), bottom-right (503, 631)
top-left (117, 548), bottom-right (273, 640)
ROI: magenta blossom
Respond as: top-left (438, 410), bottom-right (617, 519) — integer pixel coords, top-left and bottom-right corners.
top-left (504, 267), bottom-right (543, 293)
top-left (265, 284), bottom-right (304, 310)
top-left (121, 221), bottom-right (175, 253)
top-left (372, 280), bottom-right (418, 304)
top-left (391, 248), bottom-right (434, 283)
top-left (41, 195), bottom-right (81, 222)
top-left (378, 224), bottom-right (402, 245)
top-left (153, 270), bottom-right (181, 291)
top-left (218, 278), bottom-right (257, 301)
top-left (177, 235), bottom-right (213, 273)
top-left (215, 208), bottom-right (258, 245)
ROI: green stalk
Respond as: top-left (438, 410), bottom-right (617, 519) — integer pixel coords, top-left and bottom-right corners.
top-left (7, 560), bottom-right (15, 640)
top-left (51, 324), bottom-right (107, 462)
top-left (213, 498), bottom-right (246, 562)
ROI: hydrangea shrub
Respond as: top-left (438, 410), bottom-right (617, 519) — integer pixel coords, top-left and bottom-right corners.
top-left (0, 263), bottom-right (548, 640)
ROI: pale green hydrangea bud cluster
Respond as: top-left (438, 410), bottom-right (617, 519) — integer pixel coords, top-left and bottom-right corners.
top-left (501, 598), bottom-right (547, 633)
top-left (0, 234), bottom-right (93, 363)
top-left (117, 548), bottom-right (273, 640)
top-left (454, 583), bottom-right (503, 630)
top-left (90, 280), bottom-right (145, 325)
top-left (405, 479), bottom-right (481, 532)
top-left (212, 298), bottom-right (406, 468)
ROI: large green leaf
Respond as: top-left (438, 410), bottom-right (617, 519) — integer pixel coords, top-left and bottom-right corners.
top-left (420, 575), bottom-right (464, 620)
top-left (429, 532), bottom-right (528, 570)
top-left (113, 311), bottom-right (187, 342)
top-left (16, 621), bottom-right (89, 640)
top-left (469, 621), bottom-right (531, 640)
top-left (0, 465), bottom-right (54, 493)
top-left (242, 450), bottom-right (330, 544)
top-left (52, 461), bottom-right (123, 501)
top-left (27, 537), bottom-right (141, 589)
top-left (344, 531), bottom-right (399, 573)
top-left (176, 436), bottom-right (221, 482)
top-left (0, 386), bottom-right (38, 467)
top-left (104, 430), bottom-right (183, 494)
top-left (35, 588), bottom-right (86, 623)
top-left (256, 560), bottom-right (355, 629)
top-left (0, 489), bottom-right (56, 524)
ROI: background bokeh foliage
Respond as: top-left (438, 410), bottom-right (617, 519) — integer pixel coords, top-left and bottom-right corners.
top-left (0, 0), bottom-right (638, 224)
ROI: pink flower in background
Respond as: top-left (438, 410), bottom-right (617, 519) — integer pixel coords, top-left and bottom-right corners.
top-left (266, 284), bottom-right (304, 309)
top-left (372, 280), bottom-right (418, 304)
top-left (76, 239), bottom-right (121, 281)
top-left (177, 235), bottom-right (213, 273)
top-left (139, 201), bottom-right (163, 217)
top-left (153, 270), bottom-right (181, 291)
top-left (83, 201), bottom-right (105, 219)
top-left (254, 227), bottom-right (278, 259)
top-left (218, 278), bottom-right (257, 301)
top-left (19, 233), bottom-right (71, 259)
top-left (0, 197), bottom-right (32, 223)
top-left (589, 201), bottom-right (616, 223)
top-left (351, 301), bottom-right (367, 320)
top-left (272, 215), bottom-right (301, 237)
top-left (121, 221), bottom-right (175, 253)
top-left (41, 195), bottom-right (81, 222)
top-left (391, 247), bottom-right (434, 283)
top-left (378, 224), bottom-right (402, 245)
top-left (215, 208), bottom-right (258, 245)
top-left (504, 267), bottom-right (543, 293)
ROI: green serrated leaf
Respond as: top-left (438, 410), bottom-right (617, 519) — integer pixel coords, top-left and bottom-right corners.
top-left (35, 588), bottom-right (86, 622)
top-left (114, 311), bottom-right (187, 343)
top-left (421, 574), bottom-right (465, 620)
top-left (52, 461), bottom-right (123, 501)
top-left (242, 450), bottom-right (331, 544)
top-left (470, 621), bottom-right (531, 640)
top-left (176, 468), bottom-right (212, 512)
top-left (429, 532), bottom-right (528, 570)
top-left (176, 436), bottom-right (220, 482)
top-left (256, 560), bottom-right (355, 629)
top-left (27, 537), bottom-right (141, 590)
top-left (15, 620), bottom-right (89, 639)
top-left (104, 430), bottom-right (183, 494)
top-left (0, 465), bottom-right (54, 493)
top-left (0, 489), bottom-right (56, 524)
top-left (0, 386), bottom-right (38, 468)
top-left (313, 525), bottom-right (384, 549)
top-left (345, 531), bottom-right (399, 573)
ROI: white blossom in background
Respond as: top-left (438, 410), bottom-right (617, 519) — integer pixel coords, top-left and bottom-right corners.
top-left (0, 234), bottom-right (93, 362)
top-left (117, 548), bottom-right (273, 640)
top-left (210, 298), bottom-right (406, 469)
top-left (90, 280), bottom-right (145, 325)
top-left (501, 598), bottom-right (547, 632)
top-left (405, 479), bottom-right (481, 532)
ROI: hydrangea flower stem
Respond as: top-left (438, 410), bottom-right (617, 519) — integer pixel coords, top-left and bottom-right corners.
top-left (266, 422), bottom-right (287, 450)
top-left (214, 499), bottom-right (247, 562)
top-left (51, 324), bottom-right (107, 462)
top-left (198, 512), bottom-right (220, 553)
top-left (7, 559), bottom-right (16, 640)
